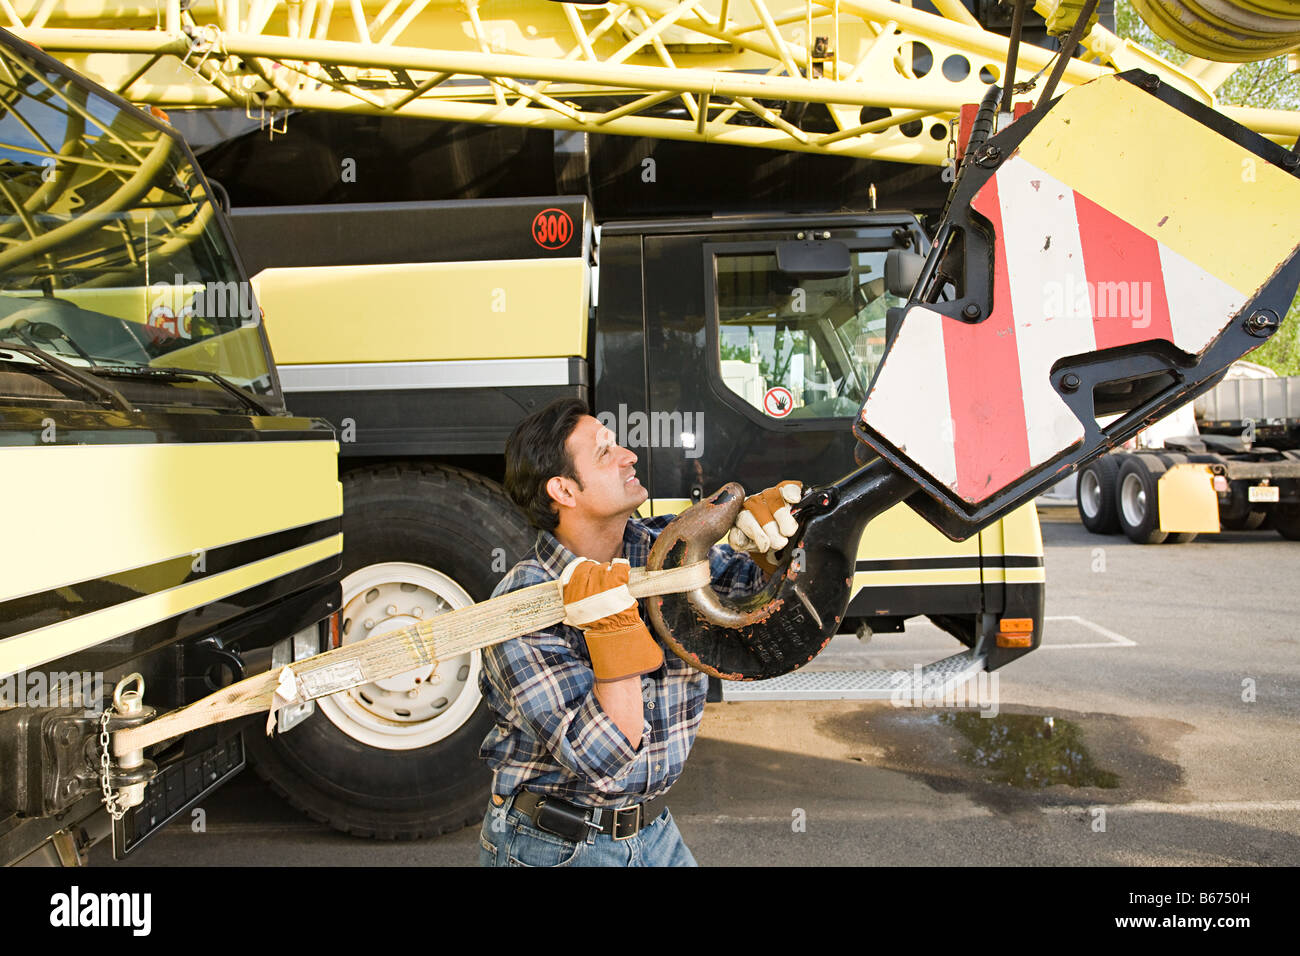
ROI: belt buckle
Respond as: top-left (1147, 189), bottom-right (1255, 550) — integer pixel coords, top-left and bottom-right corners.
top-left (611, 804), bottom-right (641, 841)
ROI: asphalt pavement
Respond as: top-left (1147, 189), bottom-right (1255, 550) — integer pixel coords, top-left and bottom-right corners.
top-left (96, 506), bottom-right (1300, 867)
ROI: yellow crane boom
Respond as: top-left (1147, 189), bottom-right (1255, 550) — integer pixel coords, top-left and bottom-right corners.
top-left (5, 0), bottom-right (1297, 165)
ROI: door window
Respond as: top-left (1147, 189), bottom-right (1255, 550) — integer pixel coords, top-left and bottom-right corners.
top-left (715, 249), bottom-right (902, 419)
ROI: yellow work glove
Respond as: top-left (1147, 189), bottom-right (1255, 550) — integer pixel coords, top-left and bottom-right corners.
top-left (728, 480), bottom-right (803, 574)
top-left (560, 558), bottom-right (664, 682)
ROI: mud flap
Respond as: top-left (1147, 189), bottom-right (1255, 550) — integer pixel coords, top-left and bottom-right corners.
top-left (1157, 464), bottom-right (1220, 533)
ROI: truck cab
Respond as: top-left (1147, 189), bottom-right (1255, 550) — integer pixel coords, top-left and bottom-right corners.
top-left (230, 195), bottom-right (1044, 839)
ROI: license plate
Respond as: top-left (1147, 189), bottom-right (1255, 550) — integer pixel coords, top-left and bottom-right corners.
top-left (1248, 484), bottom-right (1280, 503)
top-left (112, 735), bottom-right (244, 859)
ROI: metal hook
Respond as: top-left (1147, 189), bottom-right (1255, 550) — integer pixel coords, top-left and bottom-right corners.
top-left (112, 672), bottom-right (145, 711)
top-left (646, 461), bottom-right (914, 680)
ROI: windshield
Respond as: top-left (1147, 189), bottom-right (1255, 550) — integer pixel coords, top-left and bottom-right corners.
top-left (0, 38), bottom-right (277, 411)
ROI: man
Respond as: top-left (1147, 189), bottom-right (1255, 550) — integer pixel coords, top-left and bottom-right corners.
top-left (477, 397), bottom-right (801, 867)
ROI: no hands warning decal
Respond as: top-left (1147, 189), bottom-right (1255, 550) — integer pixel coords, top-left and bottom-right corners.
top-left (764, 386), bottom-right (794, 418)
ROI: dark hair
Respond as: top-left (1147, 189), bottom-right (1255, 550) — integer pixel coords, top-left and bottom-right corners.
top-left (504, 397), bottom-right (589, 532)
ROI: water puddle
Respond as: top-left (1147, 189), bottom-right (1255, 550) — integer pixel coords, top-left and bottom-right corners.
top-left (818, 704), bottom-right (1187, 812)
top-left (939, 712), bottom-right (1119, 789)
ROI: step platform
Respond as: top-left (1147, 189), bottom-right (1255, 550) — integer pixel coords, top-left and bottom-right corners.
top-left (720, 650), bottom-right (986, 702)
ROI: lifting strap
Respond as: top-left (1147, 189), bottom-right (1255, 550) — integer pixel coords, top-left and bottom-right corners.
top-left (112, 560), bottom-right (711, 756)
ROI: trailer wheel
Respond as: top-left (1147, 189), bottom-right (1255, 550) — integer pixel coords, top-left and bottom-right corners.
top-left (1076, 455), bottom-right (1121, 534)
top-left (247, 463), bottom-right (534, 839)
top-left (1274, 504), bottom-right (1300, 541)
top-left (1117, 456), bottom-right (1169, 544)
top-left (1221, 509), bottom-right (1267, 531)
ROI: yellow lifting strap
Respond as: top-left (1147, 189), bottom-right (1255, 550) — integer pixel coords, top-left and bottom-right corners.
top-left (111, 560), bottom-right (712, 756)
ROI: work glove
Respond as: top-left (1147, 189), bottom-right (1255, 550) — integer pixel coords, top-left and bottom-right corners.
top-left (560, 558), bottom-right (664, 682)
top-left (729, 480), bottom-right (803, 573)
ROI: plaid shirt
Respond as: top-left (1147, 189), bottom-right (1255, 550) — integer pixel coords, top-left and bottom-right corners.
top-left (479, 514), bottom-right (764, 808)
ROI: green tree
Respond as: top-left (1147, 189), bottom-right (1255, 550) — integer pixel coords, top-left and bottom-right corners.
top-left (1114, 1), bottom-right (1300, 374)
top-left (1114, 2), bottom-right (1299, 111)
top-left (1114, 0), bottom-right (1187, 66)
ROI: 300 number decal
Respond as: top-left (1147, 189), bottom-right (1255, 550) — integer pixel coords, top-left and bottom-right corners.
top-left (532, 208), bottom-right (573, 250)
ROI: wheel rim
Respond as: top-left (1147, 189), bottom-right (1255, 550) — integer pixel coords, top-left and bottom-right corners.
top-left (1080, 470), bottom-right (1102, 519)
top-left (318, 562), bottom-right (481, 751)
top-left (1120, 473), bottom-right (1148, 528)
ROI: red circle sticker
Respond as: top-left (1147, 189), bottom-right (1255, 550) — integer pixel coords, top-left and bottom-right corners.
top-left (763, 386), bottom-right (794, 418)
top-left (531, 208), bottom-right (574, 250)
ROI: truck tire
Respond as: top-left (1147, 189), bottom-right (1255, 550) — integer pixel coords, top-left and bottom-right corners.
top-left (1076, 455), bottom-right (1121, 534)
top-left (1274, 503), bottom-right (1300, 540)
top-left (1117, 455), bottom-right (1169, 544)
top-left (1221, 508), bottom-right (1267, 531)
top-left (246, 463), bottom-right (534, 838)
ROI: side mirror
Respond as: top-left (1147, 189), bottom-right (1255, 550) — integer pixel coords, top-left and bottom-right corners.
top-left (884, 248), bottom-right (926, 298)
top-left (776, 239), bottom-right (850, 278)
top-left (884, 306), bottom-right (905, 343)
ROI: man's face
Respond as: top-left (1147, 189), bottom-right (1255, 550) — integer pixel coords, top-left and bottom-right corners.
top-left (559, 415), bottom-right (647, 521)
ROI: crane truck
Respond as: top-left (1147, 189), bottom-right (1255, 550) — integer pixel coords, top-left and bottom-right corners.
top-left (0, 30), bottom-right (343, 865)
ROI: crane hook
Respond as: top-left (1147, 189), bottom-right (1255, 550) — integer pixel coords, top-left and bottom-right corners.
top-left (646, 460), bottom-right (914, 680)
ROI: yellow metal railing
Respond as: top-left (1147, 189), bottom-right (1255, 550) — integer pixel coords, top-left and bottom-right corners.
top-left (3, 0), bottom-right (1295, 163)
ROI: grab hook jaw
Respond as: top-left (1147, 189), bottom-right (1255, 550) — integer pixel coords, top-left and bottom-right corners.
top-left (646, 461), bottom-right (913, 680)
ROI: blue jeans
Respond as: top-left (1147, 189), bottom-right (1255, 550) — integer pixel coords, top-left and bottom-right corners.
top-left (478, 796), bottom-right (697, 867)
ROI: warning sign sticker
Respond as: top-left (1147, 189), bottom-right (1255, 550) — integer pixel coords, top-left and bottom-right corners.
top-left (763, 386), bottom-right (794, 418)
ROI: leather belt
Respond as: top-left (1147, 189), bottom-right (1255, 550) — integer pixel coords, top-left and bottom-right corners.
top-left (512, 791), bottom-right (667, 844)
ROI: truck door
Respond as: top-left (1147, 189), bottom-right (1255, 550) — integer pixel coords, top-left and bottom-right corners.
top-left (636, 218), bottom-right (1042, 637)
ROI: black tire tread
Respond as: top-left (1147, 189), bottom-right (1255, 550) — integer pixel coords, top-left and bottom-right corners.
top-left (1076, 454), bottom-right (1122, 535)
top-left (1220, 507), bottom-right (1267, 531)
top-left (1117, 455), bottom-right (1168, 545)
top-left (249, 751), bottom-right (483, 841)
top-left (1275, 503), bottom-right (1300, 540)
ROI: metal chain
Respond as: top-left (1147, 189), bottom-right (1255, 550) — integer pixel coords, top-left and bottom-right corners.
top-left (99, 711), bottom-right (126, 821)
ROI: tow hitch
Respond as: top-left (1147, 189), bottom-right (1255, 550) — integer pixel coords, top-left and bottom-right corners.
top-left (99, 675), bottom-right (156, 822)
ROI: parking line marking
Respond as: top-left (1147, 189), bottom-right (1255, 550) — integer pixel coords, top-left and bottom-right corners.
top-left (1040, 614), bottom-right (1136, 648)
top-left (1049, 799), bottom-right (1300, 816)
